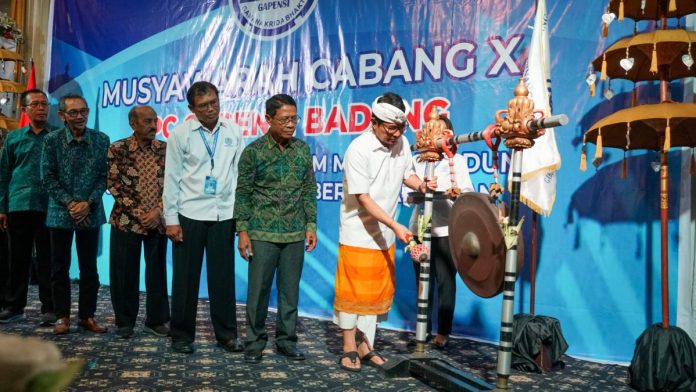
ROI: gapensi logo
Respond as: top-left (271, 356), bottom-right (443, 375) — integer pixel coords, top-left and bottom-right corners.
top-left (229, 0), bottom-right (318, 40)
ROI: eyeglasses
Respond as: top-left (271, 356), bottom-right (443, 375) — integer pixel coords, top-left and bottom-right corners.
top-left (25, 102), bottom-right (49, 108)
top-left (62, 108), bottom-right (90, 118)
top-left (382, 123), bottom-right (407, 135)
top-left (274, 115), bottom-right (301, 125)
top-left (194, 99), bottom-right (220, 111)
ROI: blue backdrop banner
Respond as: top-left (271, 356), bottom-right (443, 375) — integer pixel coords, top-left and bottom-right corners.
top-left (47, 0), bottom-right (686, 362)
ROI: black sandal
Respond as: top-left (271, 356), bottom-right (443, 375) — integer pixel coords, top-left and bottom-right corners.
top-left (338, 351), bottom-right (361, 372)
top-left (361, 350), bottom-right (387, 368)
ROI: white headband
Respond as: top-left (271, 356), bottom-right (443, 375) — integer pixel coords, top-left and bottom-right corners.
top-left (371, 96), bottom-right (410, 124)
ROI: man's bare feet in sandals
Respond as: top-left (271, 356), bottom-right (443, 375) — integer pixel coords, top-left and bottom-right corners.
top-left (339, 351), bottom-right (361, 372)
top-left (358, 339), bottom-right (387, 367)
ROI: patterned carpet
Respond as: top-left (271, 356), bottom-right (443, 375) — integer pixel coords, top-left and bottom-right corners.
top-left (0, 284), bottom-right (635, 391)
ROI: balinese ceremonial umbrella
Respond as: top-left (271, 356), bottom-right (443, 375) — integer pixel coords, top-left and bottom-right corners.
top-left (582, 102), bottom-right (696, 330)
top-left (588, 1), bottom-right (696, 389)
top-left (584, 103), bottom-right (696, 150)
top-left (608, 0), bottom-right (696, 22)
top-left (592, 29), bottom-right (696, 84)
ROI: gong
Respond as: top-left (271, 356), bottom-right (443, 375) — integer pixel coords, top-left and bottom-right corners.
top-left (448, 192), bottom-right (524, 298)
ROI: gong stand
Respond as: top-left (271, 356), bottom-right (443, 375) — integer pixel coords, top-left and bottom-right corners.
top-left (411, 108), bottom-right (463, 352)
top-left (396, 81), bottom-right (567, 391)
top-left (414, 161), bottom-right (435, 350)
top-left (488, 80), bottom-right (570, 389)
top-left (409, 159), bottom-right (497, 392)
top-left (396, 107), bottom-right (497, 391)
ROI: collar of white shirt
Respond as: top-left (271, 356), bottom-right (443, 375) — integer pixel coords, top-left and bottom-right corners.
top-left (366, 128), bottom-right (401, 152)
top-left (188, 117), bottom-right (227, 134)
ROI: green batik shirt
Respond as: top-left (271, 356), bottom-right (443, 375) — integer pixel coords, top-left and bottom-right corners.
top-left (0, 125), bottom-right (56, 214)
top-left (41, 127), bottom-right (110, 229)
top-left (234, 132), bottom-right (317, 243)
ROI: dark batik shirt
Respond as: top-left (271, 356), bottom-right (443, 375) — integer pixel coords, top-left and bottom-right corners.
top-left (41, 127), bottom-right (110, 229)
top-left (107, 136), bottom-right (166, 235)
top-left (234, 132), bottom-right (317, 243)
top-left (0, 125), bottom-right (55, 214)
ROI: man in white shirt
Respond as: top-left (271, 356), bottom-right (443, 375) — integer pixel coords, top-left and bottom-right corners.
top-left (163, 81), bottom-right (245, 354)
top-left (333, 92), bottom-right (436, 372)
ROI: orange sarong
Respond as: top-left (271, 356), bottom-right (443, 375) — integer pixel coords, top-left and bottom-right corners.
top-left (333, 243), bottom-right (396, 315)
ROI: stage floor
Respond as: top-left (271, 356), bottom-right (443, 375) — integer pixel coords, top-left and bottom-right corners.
top-left (0, 284), bottom-right (635, 391)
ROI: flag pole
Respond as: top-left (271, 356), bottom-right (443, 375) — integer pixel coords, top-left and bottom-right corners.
top-left (530, 211), bottom-right (538, 315)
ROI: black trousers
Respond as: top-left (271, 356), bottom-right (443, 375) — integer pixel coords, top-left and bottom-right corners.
top-left (413, 236), bottom-right (456, 335)
top-left (50, 228), bottom-right (101, 319)
top-left (5, 211), bottom-right (53, 313)
top-left (245, 240), bottom-right (304, 351)
top-left (109, 227), bottom-right (170, 328)
top-left (170, 215), bottom-right (238, 344)
top-left (0, 229), bottom-right (8, 309)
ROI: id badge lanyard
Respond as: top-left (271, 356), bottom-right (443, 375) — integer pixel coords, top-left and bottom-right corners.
top-left (198, 127), bottom-right (219, 174)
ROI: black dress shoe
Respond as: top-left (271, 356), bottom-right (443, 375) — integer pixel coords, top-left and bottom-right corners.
top-left (244, 350), bottom-right (263, 363)
top-left (276, 344), bottom-right (305, 360)
top-left (218, 338), bottom-right (244, 353)
top-left (115, 326), bottom-right (134, 339)
top-left (172, 341), bottom-right (194, 354)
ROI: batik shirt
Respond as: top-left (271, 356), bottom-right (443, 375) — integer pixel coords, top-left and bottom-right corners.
top-left (234, 132), bottom-right (317, 243)
top-left (0, 125), bottom-right (55, 214)
top-left (41, 127), bottom-right (110, 229)
top-left (108, 135), bottom-right (166, 235)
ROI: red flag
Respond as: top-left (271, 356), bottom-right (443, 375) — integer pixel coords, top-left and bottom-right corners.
top-left (18, 61), bottom-right (36, 128)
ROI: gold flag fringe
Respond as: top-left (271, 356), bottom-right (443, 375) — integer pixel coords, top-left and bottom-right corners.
top-left (602, 22), bottom-right (609, 38)
top-left (669, 0), bottom-right (677, 12)
top-left (519, 194), bottom-right (553, 217)
top-left (619, 0), bottom-right (625, 20)
top-left (589, 82), bottom-right (596, 96)
top-left (580, 144), bottom-right (587, 171)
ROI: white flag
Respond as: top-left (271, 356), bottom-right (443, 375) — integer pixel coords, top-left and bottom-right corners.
top-left (516, 0), bottom-right (561, 216)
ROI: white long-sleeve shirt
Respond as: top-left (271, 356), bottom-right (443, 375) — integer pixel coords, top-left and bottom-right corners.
top-left (163, 117), bottom-right (245, 225)
top-left (407, 154), bottom-right (474, 237)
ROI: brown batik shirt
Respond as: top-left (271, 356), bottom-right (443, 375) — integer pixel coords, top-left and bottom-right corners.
top-left (107, 135), bottom-right (166, 235)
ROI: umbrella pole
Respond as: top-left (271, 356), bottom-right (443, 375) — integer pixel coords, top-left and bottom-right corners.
top-left (530, 211), bottom-right (538, 316)
top-left (659, 4), bottom-right (667, 30)
top-left (658, 63), bottom-right (670, 327)
top-left (659, 65), bottom-right (670, 103)
top-left (496, 148), bottom-right (523, 389)
top-left (660, 151), bottom-right (669, 329)
top-left (415, 162), bottom-right (436, 352)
